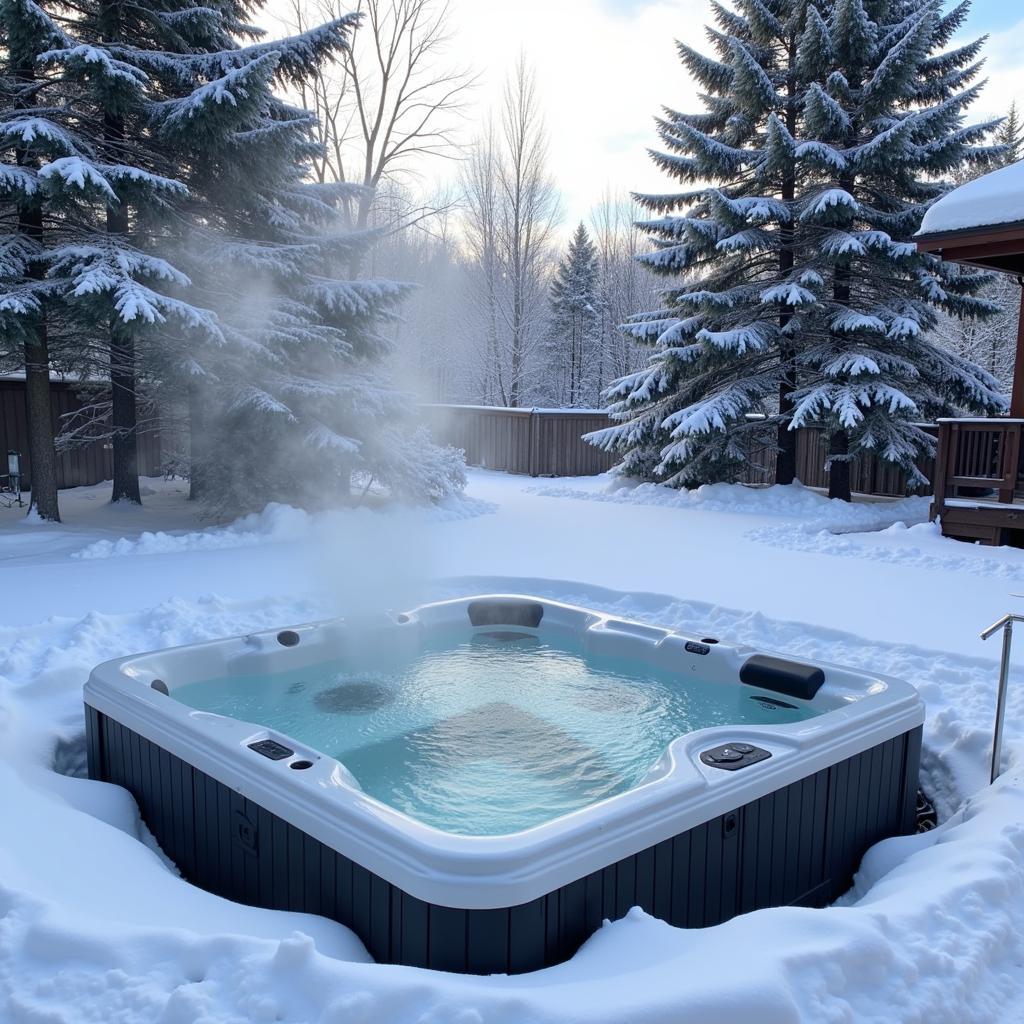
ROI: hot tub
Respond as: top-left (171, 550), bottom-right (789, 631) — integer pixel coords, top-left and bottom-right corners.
top-left (84, 595), bottom-right (924, 974)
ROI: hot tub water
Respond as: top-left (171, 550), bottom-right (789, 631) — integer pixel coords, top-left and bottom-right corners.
top-left (172, 631), bottom-right (817, 835)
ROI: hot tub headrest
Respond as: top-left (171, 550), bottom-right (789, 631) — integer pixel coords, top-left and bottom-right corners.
top-left (468, 599), bottom-right (544, 629)
top-left (739, 655), bottom-right (825, 701)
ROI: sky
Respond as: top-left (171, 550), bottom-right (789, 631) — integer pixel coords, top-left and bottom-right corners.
top-left (438, 0), bottom-right (1024, 234)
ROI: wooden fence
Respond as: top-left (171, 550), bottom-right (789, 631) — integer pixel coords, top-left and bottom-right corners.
top-left (421, 405), bottom-right (618, 477)
top-left (0, 383), bottom-right (937, 499)
top-left (0, 378), bottom-right (164, 492)
top-left (423, 404), bottom-right (937, 498)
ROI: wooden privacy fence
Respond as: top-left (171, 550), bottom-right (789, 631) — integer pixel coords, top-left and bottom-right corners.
top-left (0, 378), bottom-right (164, 492)
top-left (421, 405), bottom-right (619, 477)
top-left (423, 404), bottom-right (937, 498)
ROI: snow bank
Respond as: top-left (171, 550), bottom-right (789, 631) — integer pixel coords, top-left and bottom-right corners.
top-left (3, 471), bottom-right (1024, 1021)
top-left (72, 502), bottom-right (312, 559)
top-left (72, 495), bottom-right (495, 560)
top-left (534, 475), bottom-right (931, 531)
top-left (749, 518), bottom-right (1024, 581)
top-left (918, 157), bottom-right (1024, 235)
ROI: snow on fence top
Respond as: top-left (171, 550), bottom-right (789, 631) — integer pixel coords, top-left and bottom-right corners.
top-left (918, 158), bottom-right (1024, 237)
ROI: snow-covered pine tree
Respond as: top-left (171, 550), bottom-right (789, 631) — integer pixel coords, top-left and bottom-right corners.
top-left (588, 0), bottom-right (1006, 499)
top-left (146, 6), bottom-right (465, 511)
top-left (0, 0), bottom-right (73, 521)
top-left (790, 0), bottom-right (1006, 499)
top-left (1, 0), bottom-right (248, 507)
top-left (548, 223), bottom-right (601, 407)
top-left (586, 0), bottom-right (824, 487)
top-left (44, 0), bottom-right (360, 504)
top-left (996, 101), bottom-right (1022, 166)
top-left (3, 0), bottom-right (459, 514)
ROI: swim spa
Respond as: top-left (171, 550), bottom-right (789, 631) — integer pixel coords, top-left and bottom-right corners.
top-left (84, 595), bottom-right (924, 974)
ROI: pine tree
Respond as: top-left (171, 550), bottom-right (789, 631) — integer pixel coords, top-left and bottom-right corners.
top-left (548, 223), bottom-right (601, 407)
top-left (588, 0), bottom-right (1006, 499)
top-left (996, 100), bottom-right (1022, 166)
top-left (587, 0), bottom-right (826, 486)
top-left (143, 7), bottom-right (464, 510)
top-left (3, 0), bottom-right (462, 514)
top-left (1, 0), bottom-right (236, 508)
top-left (0, 0), bottom-right (69, 520)
top-left (791, 0), bottom-right (1005, 499)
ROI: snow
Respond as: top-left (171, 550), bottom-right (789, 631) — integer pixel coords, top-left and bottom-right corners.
top-left (918, 158), bottom-right (1024, 236)
top-left (4, 471), bottom-right (1024, 1020)
top-left (38, 156), bottom-right (118, 200)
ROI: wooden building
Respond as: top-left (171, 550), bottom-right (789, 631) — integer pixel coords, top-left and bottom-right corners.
top-left (0, 375), bottom-right (165, 492)
top-left (916, 159), bottom-right (1024, 545)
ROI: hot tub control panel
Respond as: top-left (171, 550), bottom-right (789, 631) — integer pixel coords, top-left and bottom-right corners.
top-left (700, 743), bottom-right (771, 771)
top-left (249, 739), bottom-right (294, 761)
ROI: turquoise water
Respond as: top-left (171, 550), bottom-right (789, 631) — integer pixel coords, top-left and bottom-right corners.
top-left (172, 632), bottom-right (819, 835)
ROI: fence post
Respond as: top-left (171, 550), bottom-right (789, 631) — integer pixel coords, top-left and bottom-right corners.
top-left (999, 422), bottom-right (1022, 505)
top-left (931, 421), bottom-right (950, 520)
top-left (528, 409), bottom-right (540, 477)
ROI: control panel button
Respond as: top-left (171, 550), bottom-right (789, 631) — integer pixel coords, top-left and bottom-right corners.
top-left (700, 743), bottom-right (771, 771)
top-left (249, 739), bottom-right (294, 761)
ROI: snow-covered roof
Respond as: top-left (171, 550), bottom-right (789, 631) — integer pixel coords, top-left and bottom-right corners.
top-left (917, 159), bottom-right (1024, 237)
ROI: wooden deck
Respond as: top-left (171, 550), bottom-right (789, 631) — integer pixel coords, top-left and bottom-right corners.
top-left (932, 418), bottom-right (1024, 544)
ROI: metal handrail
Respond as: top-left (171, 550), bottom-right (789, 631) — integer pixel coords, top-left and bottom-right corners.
top-left (980, 613), bottom-right (1023, 783)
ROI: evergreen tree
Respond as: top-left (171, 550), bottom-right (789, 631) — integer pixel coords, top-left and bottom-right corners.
top-left (588, 0), bottom-right (1005, 499)
top-left (791, 0), bottom-right (1005, 499)
top-left (548, 222), bottom-right (601, 407)
top-left (148, 15), bottom-right (466, 510)
top-left (0, 0), bottom-right (70, 520)
top-left (587, 0), bottom-right (825, 486)
top-left (995, 100), bottom-right (1022, 166)
top-left (0, 0), bottom-right (240, 508)
top-left (2, 0), bottom-right (464, 515)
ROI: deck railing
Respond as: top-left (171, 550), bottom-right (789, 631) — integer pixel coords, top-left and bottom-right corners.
top-left (932, 418), bottom-right (1024, 517)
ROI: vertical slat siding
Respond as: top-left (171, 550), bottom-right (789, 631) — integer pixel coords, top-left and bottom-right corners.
top-left (85, 707), bottom-right (920, 975)
top-left (400, 893), bottom-right (430, 968)
top-left (1, 379), bottom-right (165, 491)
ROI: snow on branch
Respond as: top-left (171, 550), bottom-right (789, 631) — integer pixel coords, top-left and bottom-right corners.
top-left (0, 117), bottom-right (81, 156)
top-left (830, 311), bottom-right (887, 334)
top-left (38, 157), bottom-right (118, 201)
top-left (801, 188), bottom-right (859, 220)
top-left (695, 322), bottom-right (776, 354)
top-left (38, 45), bottom-right (148, 89)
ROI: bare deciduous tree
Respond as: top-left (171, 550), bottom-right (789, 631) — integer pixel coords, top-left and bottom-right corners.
top-left (589, 191), bottom-right (657, 394)
top-left (498, 56), bottom-right (558, 406)
top-left (461, 57), bottom-right (559, 407)
top-left (461, 122), bottom-right (507, 403)
top-left (289, 0), bottom-right (475, 230)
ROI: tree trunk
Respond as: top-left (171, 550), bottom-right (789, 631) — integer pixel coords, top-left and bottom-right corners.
top-left (109, 330), bottom-right (141, 503)
top-left (14, 58), bottom-right (60, 522)
top-left (774, 34), bottom-right (798, 486)
top-left (23, 308), bottom-right (61, 522)
top-left (188, 378), bottom-right (207, 502)
top-left (775, 397), bottom-right (796, 484)
top-left (105, 111), bottom-right (141, 504)
top-left (828, 430), bottom-right (852, 501)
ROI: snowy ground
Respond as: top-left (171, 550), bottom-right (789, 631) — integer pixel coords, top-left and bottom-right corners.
top-left (2, 470), bottom-right (1024, 1022)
